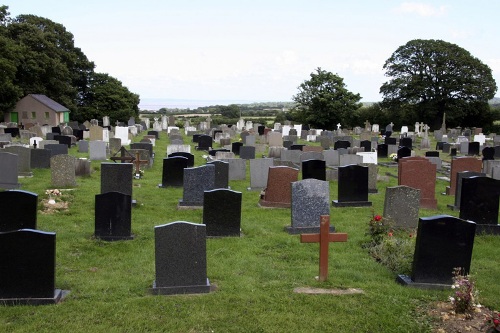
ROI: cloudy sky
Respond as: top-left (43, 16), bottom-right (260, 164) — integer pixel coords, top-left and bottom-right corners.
top-left (8, 1), bottom-right (500, 105)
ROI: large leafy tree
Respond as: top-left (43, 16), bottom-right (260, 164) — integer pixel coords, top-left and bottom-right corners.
top-left (74, 73), bottom-right (139, 123)
top-left (380, 39), bottom-right (497, 129)
top-left (292, 68), bottom-right (362, 129)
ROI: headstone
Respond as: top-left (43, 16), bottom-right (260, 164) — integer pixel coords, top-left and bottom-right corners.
top-left (0, 190), bottom-right (37, 232)
top-left (259, 166), bottom-right (299, 208)
top-left (397, 215), bottom-right (476, 288)
top-left (207, 160), bottom-right (229, 189)
top-left (89, 126), bottom-right (103, 141)
top-left (268, 132), bottom-right (283, 147)
top-left (0, 229), bottom-right (66, 304)
top-left (3, 146), bottom-right (32, 177)
top-left (108, 138), bottom-right (122, 156)
top-left (468, 142), bottom-right (480, 156)
top-left (89, 141), bottom-right (108, 161)
top-left (240, 146), bottom-right (256, 160)
top-left (383, 186), bottom-right (420, 229)
top-left (482, 146), bottom-right (495, 160)
top-left (448, 171), bottom-right (486, 211)
top-left (115, 126), bottom-right (131, 145)
top-left (203, 189), bottom-right (242, 237)
top-left (196, 135), bottom-right (212, 150)
top-left (333, 165), bottom-right (372, 207)
top-left (249, 158), bottom-right (274, 190)
top-left (178, 164), bottom-right (215, 207)
top-left (445, 157), bottom-right (482, 195)
top-left (459, 176), bottom-right (500, 234)
top-left (377, 144), bottom-right (388, 158)
top-left (159, 157), bottom-right (188, 188)
top-left (75, 158), bottom-right (91, 176)
top-left (397, 146), bottom-right (412, 160)
top-left (398, 157), bottom-right (437, 209)
top-left (334, 140), bottom-right (350, 150)
top-left (168, 152), bottom-right (194, 167)
top-left (301, 159), bottom-right (326, 181)
top-left (77, 140), bottom-right (89, 153)
top-left (101, 163), bottom-right (133, 197)
top-left (50, 155), bottom-right (77, 187)
top-left (31, 149), bottom-right (51, 169)
top-left (95, 191), bottom-right (133, 241)
top-left (222, 158), bottom-right (246, 181)
top-left (44, 144), bottom-right (68, 156)
top-left (287, 179), bottom-right (331, 234)
top-left (361, 163), bottom-right (378, 193)
top-left (151, 222), bottom-right (211, 295)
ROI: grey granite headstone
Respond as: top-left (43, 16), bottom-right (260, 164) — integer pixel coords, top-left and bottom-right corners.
top-left (207, 160), bottom-right (229, 189)
top-left (240, 146), bottom-right (256, 160)
top-left (0, 152), bottom-right (20, 189)
top-left (77, 140), bottom-right (89, 153)
top-left (383, 186), bottom-right (421, 228)
top-left (249, 158), bottom-right (274, 190)
top-left (178, 164), bottom-right (215, 207)
top-left (101, 163), bottom-right (133, 196)
top-left (287, 179), bottom-right (331, 234)
top-left (89, 141), bottom-right (108, 161)
top-left (50, 154), bottom-right (77, 187)
top-left (44, 144), bottom-right (68, 156)
top-left (151, 222), bottom-right (211, 295)
top-left (4, 146), bottom-right (32, 177)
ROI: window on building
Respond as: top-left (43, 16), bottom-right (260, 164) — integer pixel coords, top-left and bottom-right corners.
top-left (31, 112), bottom-right (36, 119)
top-left (45, 112), bottom-right (49, 119)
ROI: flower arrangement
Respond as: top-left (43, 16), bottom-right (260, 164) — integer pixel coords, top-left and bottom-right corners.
top-left (45, 189), bottom-right (61, 204)
top-left (449, 267), bottom-right (480, 318)
top-left (367, 213), bottom-right (391, 245)
top-left (389, 153), bottom-right (398, 161)
top-left (484, 312), bottom-right (500, 332)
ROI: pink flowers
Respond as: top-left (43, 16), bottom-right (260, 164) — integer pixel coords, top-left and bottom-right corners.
top-left (374, 215), bottom-right (382, 222)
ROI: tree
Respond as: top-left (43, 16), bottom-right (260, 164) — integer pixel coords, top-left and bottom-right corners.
top-left (292, 68), bottom-right (362, 129)
top-left (380, 39), bottom-right (497, 129)
top-left (74, 72), bottom-right (139, 123)
top-left (218, 104), bottom-right (240, 118)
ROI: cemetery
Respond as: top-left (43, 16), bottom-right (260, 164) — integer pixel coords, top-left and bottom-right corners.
top-left (0, 119), bottom-right (499, 332)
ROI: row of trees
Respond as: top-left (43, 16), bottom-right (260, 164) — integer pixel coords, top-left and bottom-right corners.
top-left (292, 39), bottom-right (498, 130)
top-left (0, 6), bottom-right (139, 123)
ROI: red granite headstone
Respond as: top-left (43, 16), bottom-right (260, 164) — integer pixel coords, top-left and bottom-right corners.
top-left (445, 157), bottom-right (482, 196)
top-left (398, 157), bottom-right (437, 209)
top-left (259, 166), bottom-right (299, 208)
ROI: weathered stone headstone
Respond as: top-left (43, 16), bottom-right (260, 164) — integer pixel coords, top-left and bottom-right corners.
top-left (4, 146), bottom-right (32, 177)
top-left (287, 179), bottom-right (331, 234)
top-left (333, 164), bottom-right (372, 207)
top-left (203, 189), bottom-right (242, 237)
top-left (459, 176), bottom-right (500, 234)
top-left (259, 166), bottom-right (299, 208)
top-left (397, 215), bottom-right (476, 288)
top-left (95, 191), bottom-right (133, 241)
top-left (89, 141), bottom-right (108, 161)
top-left (50, 154), bottom-right (77, 187)
top-left (151, 222), bottom-right (211, 295)
top-left (0, 190), bottom-right (37, 232)
top-left (383, 186), bottom-right (420, 229)
top-left (89, 125), bottom-right (104, 141)
top-left (178, 164), bottom-right (215, 207)
top-left (0, 229), bottom-right (66, 304)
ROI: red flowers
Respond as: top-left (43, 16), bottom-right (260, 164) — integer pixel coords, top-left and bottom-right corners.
top-left (494, 318), bottom-right (500, 326)
top-left (388, 232), bottom-right (393, 237)
top-left (374, 215), bottom-right (382, 222)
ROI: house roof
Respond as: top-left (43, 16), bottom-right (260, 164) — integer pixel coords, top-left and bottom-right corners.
top-left (28, 94), bottom-right (70, 113)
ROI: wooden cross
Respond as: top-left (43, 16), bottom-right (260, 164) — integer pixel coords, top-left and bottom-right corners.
top-left (110, 146), bottom-right (135, 163)
top-left (133, 151), bottom-right (149, 176)
top-left (300, 215), bottom-right (348, 282)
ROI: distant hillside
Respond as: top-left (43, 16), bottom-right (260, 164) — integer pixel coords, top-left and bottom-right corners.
top-left (490, 97), bottom-right (500, 105)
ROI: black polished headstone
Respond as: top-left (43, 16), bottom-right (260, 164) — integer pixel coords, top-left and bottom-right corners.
top-left (400, 137), bottom-right (412, 149)
top-left (460, 176), bottom-right (500, 234)
top-left (360, 140), bottom-right (372, 152)
top-left (425, 151), bottom-right (440, 157)
top-left (95, 191), bottom-right (133, 241)
top-left (196, 135), bottom-right (212, 150)
top-left (56, 135), bottom-right (72, 148)
top-left (258, 125), bottom-right (265, 135)
top-left (385, 137), bottom-right (397, 145)
top-left (147, 130), bottom-right (159, 139)
top-left (240, 146), bottom-right (256, 159)
top-left (301, 159), bottom-right (326, 181)
top-left (0, 229), bottom-right (65, 304)
top-left (51, 126), bottom-right (61, 134)
top-left (333, 164), bottom-right (372, 207)
top-left (203, 189), bottom-right (242, 237)
top-left (231, 142), bottom-right (243, 155)
top-left (290, 144), bottom-right (305, 151)
top-left (435, 141), bottom-right (444, 150)
top-left (167, 152), bottom-right (194, 167)
top-left (151, 222), bottom-right (211, 295)
top-left (4, 128), bottom-right (20, 138)
top-left (397, 215), bottom-right (476, 288)
top-left (0, 190), bottom-right (37, 232)
top-left (448, 171), bottom-right (486, 211)
top-left (397, 146), bottom-right (412, 160)
top-left (44, 144), bottom-right (68, 156)
top-left (208, 148), bottom-right (230, 157)
top-left (482, 146), bottom-right (495, 160)
top-left (192, 134), bottom-right (201, 143)
top-left (377, 144), bottom-right (388, 158)
top-left (334, 140), bottom-right (350, 150)
top-left (159, 156), bottom-right (188, 187)
top-left (468, 142), bottom-right (480, 156)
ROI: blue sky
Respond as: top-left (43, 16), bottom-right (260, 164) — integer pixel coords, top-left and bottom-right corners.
top-left (7, 1), bottom-right (500, 103)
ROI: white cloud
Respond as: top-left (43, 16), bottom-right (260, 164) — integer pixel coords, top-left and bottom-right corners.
top-left (394, 2), bottom-right (449, 17)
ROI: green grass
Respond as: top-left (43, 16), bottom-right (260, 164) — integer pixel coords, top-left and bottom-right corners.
top-left (2, 132), bottom-right (499, 333)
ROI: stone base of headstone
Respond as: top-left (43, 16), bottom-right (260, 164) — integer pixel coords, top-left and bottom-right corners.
top-left (0, 289), bottom-right (69, 305)
top-left (332, 200), bottom-right (372, 207)
top-left (447, 203), bottom-right (460, 211)
top-left (18, 172), bottom-right (33, 178)
top-left (151, 278), bottom-right (212, 295)
top-left (285, 225), bottom-right (335, 235)
top-left (95, 234), bottom-right (135, 241)
top-left (368, 189), bottom-right (378, 194)
top-left (177, 200), bottom-right (203, 209)
top-left (476, 224), bottom-right (500, 235)
top-left (396, 274), bottom-right (450, 290)
top-left (258, 199), bottom-right (290, 208)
